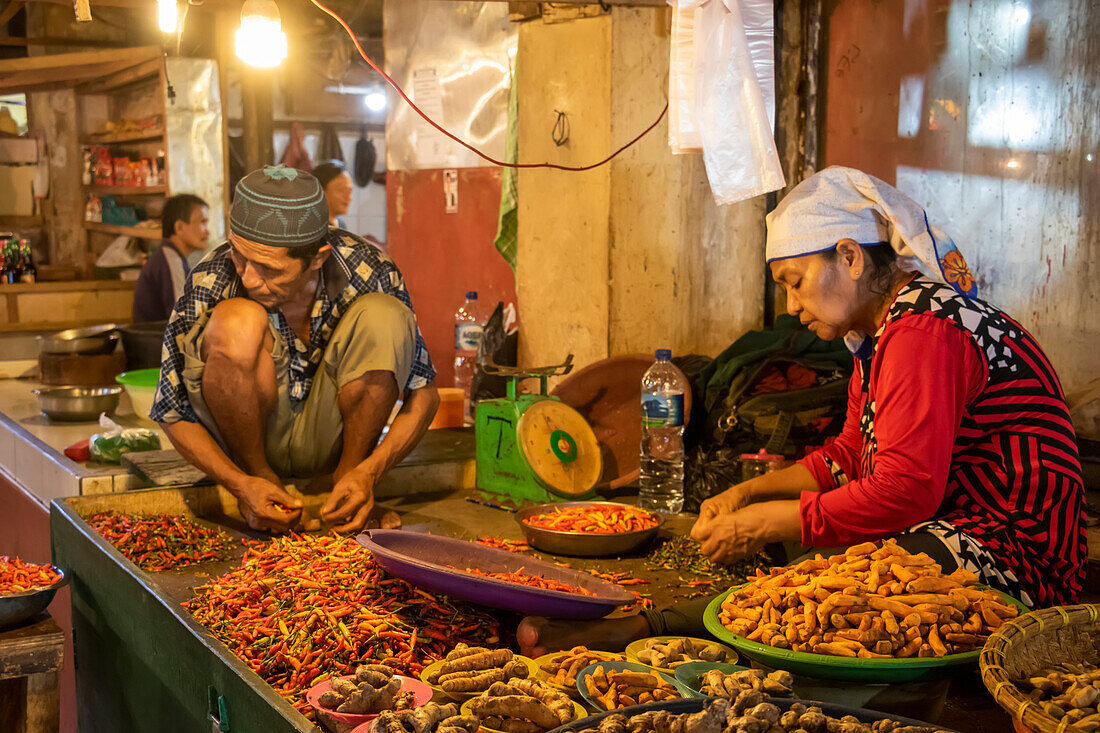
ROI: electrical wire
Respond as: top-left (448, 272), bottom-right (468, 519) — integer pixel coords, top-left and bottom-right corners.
top-left (307, 0), bottom-right (668, 172)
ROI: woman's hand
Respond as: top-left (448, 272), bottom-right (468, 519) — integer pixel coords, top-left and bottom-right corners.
top-left (698, 483), bottom-right (756, 523)
top-left (691, 500), bottom-right (802, 565)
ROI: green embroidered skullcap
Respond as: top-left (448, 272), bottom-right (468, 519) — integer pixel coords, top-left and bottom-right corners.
top-left (229, 164), bottom-right (328, 247)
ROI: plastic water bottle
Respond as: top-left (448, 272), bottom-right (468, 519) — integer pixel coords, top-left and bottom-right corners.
top-left (453, 291), bottom-right (484, 424)
top-left (639, 349), bottom-right (687, 513)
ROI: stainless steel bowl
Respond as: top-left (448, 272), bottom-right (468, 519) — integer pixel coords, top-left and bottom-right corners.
top-left (0, 565), bottom-right (67, 629)
top-left (40, 324), bottom-right (120, 355)
top-left (516, 501), bottom-right (662, 557)
top-left (32, 385), bottom-right (122, 422)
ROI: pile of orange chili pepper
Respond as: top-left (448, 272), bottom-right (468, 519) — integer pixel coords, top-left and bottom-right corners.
top-left (523, 504), bottom-right (658, 534)
top-left (454, 565), bottom-right (595, 596)
top-left (85, 511), bottom-right (238, 572)
top-left (0, 556), bottom-right (61, 594)
top-left (184, 534), bottom-right (502, 718)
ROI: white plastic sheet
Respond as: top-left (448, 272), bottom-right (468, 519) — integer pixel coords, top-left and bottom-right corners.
top-left (669, 0), bottom-right (785, 205)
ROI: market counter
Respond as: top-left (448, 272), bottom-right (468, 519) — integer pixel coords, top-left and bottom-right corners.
top-left (50, 483), bottom-right (1017, 733)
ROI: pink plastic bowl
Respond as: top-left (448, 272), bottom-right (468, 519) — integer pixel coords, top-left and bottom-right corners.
top-left (307, 674), bottom-right (433, 728)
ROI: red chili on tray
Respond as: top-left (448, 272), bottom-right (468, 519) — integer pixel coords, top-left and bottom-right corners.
top-left (522, 504), bottom-right (658, 533)
top-left (184, 533), bottom-right (502, 719)
top-left (0, 556), bottom-right (61, 594)
top-left (84, 511), bottom-right (238, 572)
top-left (452, 565), bottom-right (595, 596)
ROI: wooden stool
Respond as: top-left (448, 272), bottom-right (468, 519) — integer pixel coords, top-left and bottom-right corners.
top-left (0, 614), bottom-right (63, 733)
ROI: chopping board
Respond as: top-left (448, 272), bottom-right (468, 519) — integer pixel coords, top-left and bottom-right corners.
top-left (121, 449), bottom-right (214, 488)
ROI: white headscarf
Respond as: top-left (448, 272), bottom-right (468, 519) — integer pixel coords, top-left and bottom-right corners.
top-left (765, 166), bottom-right (977, 299)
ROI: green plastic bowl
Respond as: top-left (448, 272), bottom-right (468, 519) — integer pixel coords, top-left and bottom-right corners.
top-left (703, 585), bottom-right (1029, 683)
top-left (671, 661), bottom-right (748, 698)
top-left (115, 369), bottom-right (160, 389)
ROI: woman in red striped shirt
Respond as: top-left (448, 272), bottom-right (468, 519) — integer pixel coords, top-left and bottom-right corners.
top-left (692, 166), bottom-right (1084, 609)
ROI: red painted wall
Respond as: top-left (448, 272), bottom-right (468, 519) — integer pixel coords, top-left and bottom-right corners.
top-left (386, 168), bottom-right (517, 388)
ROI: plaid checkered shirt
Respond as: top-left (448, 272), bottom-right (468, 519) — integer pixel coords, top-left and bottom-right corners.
top-left (150, 230), bottom-right (436, 423)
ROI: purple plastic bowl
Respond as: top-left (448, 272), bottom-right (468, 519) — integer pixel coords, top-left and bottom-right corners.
top-left (357, 530), bottom-right (636, 619)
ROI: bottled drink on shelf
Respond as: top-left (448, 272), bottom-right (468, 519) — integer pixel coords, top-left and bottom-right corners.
top-left (18, 239), bottom-right (36, 283)
top-left (0, 235), bottom-right (9, 286)
top-left (453, 291), bottom-right (486, 424)
top-left (639, 349), bottom-right (688, 514)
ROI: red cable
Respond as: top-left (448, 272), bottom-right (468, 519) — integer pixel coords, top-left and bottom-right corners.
top-left (309, 0), bottom-right (669, 172)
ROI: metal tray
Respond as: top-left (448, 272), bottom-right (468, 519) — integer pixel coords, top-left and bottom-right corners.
top-left (40, 323), bottom-right (120, 355)
top-left (32, 385), bottom-right (121, 421)
top-left (515, 502), bottom-right (661, 557)
top-left (358, 529), bottom-right (635, 618)
top-left (0, 565), bottom-right (68, 629)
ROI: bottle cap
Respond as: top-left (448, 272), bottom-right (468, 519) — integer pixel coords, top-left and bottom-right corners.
top-left (466, 291), bottom-right (478, 299)
top-left (655, 349), bottom-right (671, 360)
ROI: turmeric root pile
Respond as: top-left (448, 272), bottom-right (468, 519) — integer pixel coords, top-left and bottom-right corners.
top-left (634, 637), bottom-right (729, 669)
top-left (1017, 661), bottom-right (1100, 731)
top-left (374, 702), bottom-right (480, 733)
top-left (427, 644), bottom-right (531, 695)
top-left (540, 646), bottom-right (621, 687)
top-left (467, 679), bottom-right (579, 733)
top-left (718, 539), bottom-right (1020, 659)
top-left (584, 665), bottom-right (680, 710)
top-left (576, 694), bottom-right (952, 733)
top-left (699, 668), bottom-right (793, 699)
top-left (318, 663), bottom-right (409, 715)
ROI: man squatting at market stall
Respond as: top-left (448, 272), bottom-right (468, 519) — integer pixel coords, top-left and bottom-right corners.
top-left (149, 164), bottom-right (439, 533)
top-left (517, 167), bottom-right (1084, 656)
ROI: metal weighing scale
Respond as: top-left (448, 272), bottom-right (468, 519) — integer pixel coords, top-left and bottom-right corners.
top-left (474, 356), bottom-right (604, 503)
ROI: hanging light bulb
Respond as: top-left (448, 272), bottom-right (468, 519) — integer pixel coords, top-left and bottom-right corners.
top-left (158, 0), bottom-right (178, 33)
top-left (235, 0), bottom-right (288, 68)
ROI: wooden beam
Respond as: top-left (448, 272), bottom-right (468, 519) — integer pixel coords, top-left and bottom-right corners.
top-left (76, 57), bottom-right (160, 93)
top-left (0, 59), bottom-right (133, 91)
top-left (241, 68), bottom-right (274, 171)
top-left (0, 36), bottom-right (130, 47)
top-left (0, 1), bottom-right (24, 28)
top-left (0, 45), bottom-right (158, 74)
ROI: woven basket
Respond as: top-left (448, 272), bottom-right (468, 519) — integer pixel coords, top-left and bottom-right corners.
top-left (980, 604), bottom-right (1100, 733)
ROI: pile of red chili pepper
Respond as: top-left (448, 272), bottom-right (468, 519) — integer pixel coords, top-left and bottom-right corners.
top-left (85, 511), bottom-right (238, 572)
top-left (522, 504), bottom-right (658, 533)
top-left (476, 536), bottom-right (530, 553)
top-left (454, 565), bottom-right (595, 596)
top-left (0, 556), bottom-right (61, 594)
top-left (184, 534), bottom-right (502, 718)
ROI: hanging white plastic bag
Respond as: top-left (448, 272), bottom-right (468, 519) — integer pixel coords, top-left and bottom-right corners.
top-left (668, 2), bottom-right (701, 153)
top-left (669, 0), bottom-right (785, 205)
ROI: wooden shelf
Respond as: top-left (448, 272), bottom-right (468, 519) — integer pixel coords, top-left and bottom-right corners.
top-left (83, 222), bottom-right (162, 240)
top-left (81, 128), bottom-right (164, 145)
top-left (0, 215), bottom-right (44, 228)
top-left (84, 184), bottom-right (167, 195)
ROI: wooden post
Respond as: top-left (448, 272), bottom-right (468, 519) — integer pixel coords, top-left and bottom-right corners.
top-left (240, 67), bottom-right (274, 172)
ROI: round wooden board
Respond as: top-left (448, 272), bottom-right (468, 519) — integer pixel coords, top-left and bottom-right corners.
top-left (517, 399), bottom-right (603, 497)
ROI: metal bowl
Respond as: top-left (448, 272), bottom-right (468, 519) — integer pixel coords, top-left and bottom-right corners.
top-left (516, 501), bottom-right (662, 557)
top-left (32, 385), bottom-right (122, 422)
top-left (0, 565), bottom-right (67, 629)
top-left (40, 324), bottom-right (120, 355)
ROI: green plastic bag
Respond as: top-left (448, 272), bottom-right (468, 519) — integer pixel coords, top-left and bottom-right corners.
top-left (89, 415), bottom-right (161, 463)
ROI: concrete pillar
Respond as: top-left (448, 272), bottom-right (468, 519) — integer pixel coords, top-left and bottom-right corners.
top-left (517, 7), bottom-right (765, 375)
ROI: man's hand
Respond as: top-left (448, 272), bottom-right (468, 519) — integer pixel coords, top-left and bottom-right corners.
top-left (232, 476), bottom-right (303, 532)
top-left (691, 500), bottom-right (801, 565)
top-left (321, 467), bottom-right (376, 533)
